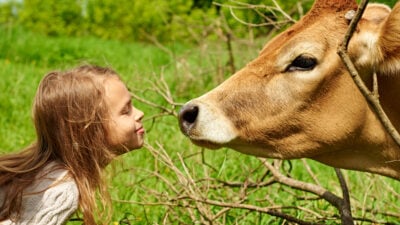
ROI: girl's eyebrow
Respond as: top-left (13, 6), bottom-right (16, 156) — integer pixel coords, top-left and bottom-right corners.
top-left (119, 95), bottom-right (132, 110)
top-left (120, 98), bottom-right (132, 113)
top-left (124, 97), bottom-right (132, 107)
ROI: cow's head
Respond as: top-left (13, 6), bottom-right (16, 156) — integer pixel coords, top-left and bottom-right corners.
top-left (178, 0), bottom-right (400, 179)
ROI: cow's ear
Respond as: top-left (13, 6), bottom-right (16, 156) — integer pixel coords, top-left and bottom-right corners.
top-left (363, 3), bottom-right (391, 23)
top-left (348, 4), bottom-right (391, 72)
top-left (379, 2), bottom-right (400, 60)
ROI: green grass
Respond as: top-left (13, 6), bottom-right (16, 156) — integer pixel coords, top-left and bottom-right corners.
top-left (0, 26), bottom-right (399, 225)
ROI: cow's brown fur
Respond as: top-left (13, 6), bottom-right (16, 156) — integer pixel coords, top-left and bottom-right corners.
top-left (179, 0), bottom-right (400, 179)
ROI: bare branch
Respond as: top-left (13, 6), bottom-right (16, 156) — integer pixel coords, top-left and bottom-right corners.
top-left (259, 159), bottom-right (343, 208)
top-left (301, 159), bottom-right (321, 186)
top-left (213, 0), bottom-right (296, 28)
top-left (130, 71), bottom-right (182, 119)
top-left (334, 169), bottom-right (354, 225)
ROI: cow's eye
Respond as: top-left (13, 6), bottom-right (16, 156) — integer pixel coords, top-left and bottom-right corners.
top-left (286, 55), bottom-right (317, 72)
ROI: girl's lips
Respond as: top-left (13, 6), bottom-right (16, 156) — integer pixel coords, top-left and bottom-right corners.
top-left (136, 127), bottom-right (145, 134)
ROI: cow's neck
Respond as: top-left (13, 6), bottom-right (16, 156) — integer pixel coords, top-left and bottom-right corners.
top-left (361, 70), bottom-right (400, 131)
top-left (356, 116), bottom-right (400, 180)
top-left (378, 75), bottom-right (400, 132)
top-left (312, 100), bottom-right (400, 180)
top-left (313, 74), bottom-right (400, 179)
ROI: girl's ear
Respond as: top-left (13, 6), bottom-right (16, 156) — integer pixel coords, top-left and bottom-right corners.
top-left (348, 3), bottom-right (391, 71)
top-left (378, 2), bottom-right (400, 75)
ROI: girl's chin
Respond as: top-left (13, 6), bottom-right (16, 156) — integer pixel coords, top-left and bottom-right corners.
top-left (126, 140), bottom-right (145, 151)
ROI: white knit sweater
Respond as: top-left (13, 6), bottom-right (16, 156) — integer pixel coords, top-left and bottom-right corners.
top-left (0, 162), bottom-right (79, 225)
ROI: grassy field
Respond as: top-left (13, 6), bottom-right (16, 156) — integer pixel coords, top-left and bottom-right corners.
top-left (1, 26), bottom-right (399, 225)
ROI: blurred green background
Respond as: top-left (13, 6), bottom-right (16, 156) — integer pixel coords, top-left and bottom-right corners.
top-left (1, 0), bottom-right (396, 43)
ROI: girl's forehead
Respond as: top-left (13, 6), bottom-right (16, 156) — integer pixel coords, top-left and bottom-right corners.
top-left (104, 76), bottom-right (130, 104)
top-left (103, 75), bottom-right (121, 88)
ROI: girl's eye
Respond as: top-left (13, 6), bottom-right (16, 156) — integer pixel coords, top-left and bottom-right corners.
top-left (286, 55), bottom-right (317, 72)
top-left (121, 105), bottom-right (132, 115)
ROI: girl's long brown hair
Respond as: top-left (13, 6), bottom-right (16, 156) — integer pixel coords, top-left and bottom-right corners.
top-left (0, 65), bottom-right (120, 225)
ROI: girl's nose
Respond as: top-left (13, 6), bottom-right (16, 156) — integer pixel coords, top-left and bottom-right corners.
top-left (135, 108), bottom-right (144, 121)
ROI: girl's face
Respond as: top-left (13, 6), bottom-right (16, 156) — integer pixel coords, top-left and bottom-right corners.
top-left (104, 76), bottom-right (145, 153)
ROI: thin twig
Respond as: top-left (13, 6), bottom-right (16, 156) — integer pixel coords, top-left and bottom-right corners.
top-left (334, 169), bottom-right (354, 225)
top-left (213, 1), bottom-right (296, 28)
top-left (301, 159), bottom-right (321, 186)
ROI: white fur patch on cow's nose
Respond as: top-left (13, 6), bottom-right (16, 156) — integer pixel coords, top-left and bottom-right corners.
top-left (179, 99), bottom-right (237, 145)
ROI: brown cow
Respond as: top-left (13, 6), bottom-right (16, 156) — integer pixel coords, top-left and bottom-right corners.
top-left (178, 0), bottom-right (400, 180)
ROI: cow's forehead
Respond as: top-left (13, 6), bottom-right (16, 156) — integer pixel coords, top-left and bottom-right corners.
top-left (259, 11), bottom-right (348, 59)
top-left (257, 0), bottom-right (358, 58)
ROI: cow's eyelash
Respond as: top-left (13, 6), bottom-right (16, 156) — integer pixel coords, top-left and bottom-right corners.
top-left (286, 55), bottom-right (317, 72)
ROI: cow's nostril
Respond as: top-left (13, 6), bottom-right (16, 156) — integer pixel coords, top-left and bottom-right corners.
top-left (181, 105), bottom-right (199, 124)
top-left (179, 104), bottom-right (199, 133)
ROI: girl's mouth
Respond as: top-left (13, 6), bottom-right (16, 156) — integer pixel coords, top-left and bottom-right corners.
top-left (136, 126), bottom-right (145, 134)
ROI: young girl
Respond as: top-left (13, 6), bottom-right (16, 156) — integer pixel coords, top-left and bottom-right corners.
top-left (0, 65), bottom-right (145, 225)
